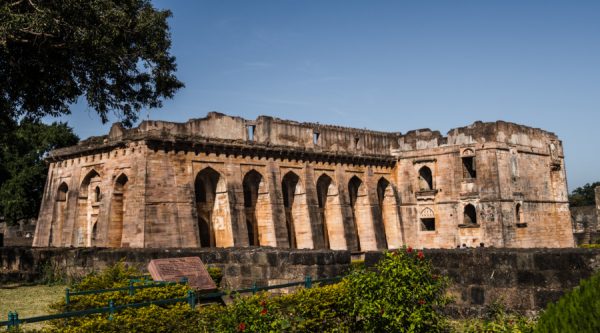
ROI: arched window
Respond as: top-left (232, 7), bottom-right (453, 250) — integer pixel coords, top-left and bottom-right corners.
top-left (108, 174), bottom-right (128, 247)
top-left (51, 182), bottom-right (69, 246)
top-left (316, 174), bottom-right (345, 250)
top-left (418, 166), bottom-right (433, 190)
top-left (516, 204), bottom-right (521, 224)
top-left (348, 175), bottom-right (377, 251)
top-left (464, 204), bottom-right (477, 225)
top-left (94, 186), bottom-right (101, 202)
top-left (242, 170), bottom-right (276, 247)
top-left (281, 171), bottom-right (312, 249)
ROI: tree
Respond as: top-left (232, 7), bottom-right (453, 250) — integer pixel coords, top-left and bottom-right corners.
top-left (569, 182), bottom-right (600, 207)
top-left (0, 120), bottom-right (79, 224)
top-left (0, 0), bottom-right (184, 127)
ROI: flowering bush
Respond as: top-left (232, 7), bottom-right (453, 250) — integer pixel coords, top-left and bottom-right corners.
top-left (345, 248), bottom-right (450, 332)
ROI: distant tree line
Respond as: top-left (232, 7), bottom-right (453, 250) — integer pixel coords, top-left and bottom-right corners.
top-left (569, 182), bottom-right (600, 207)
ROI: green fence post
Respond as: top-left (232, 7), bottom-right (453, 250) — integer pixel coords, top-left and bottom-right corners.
top-left (252, 282), bottom-right (258, 294)
top-left (304, 276), bottom-right (312, 289)
top-left (187, 290), bottom-right (196, 309)
top-left (7, 312), bottom-right (13, 329)
top-left (13, 312), bottom-right (19, 328)
top-left (108, 300), bottom-right (115, 321)
top-left (129, 281), bottom-right (135, 296)
top-left (65, 288), bottom-right (70, 306)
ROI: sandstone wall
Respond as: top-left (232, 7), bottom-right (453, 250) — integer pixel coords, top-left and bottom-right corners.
top-left (33, 113), bottom-right (574, 250)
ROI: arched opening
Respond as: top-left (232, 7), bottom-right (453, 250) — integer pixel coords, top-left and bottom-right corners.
top-left (51, 182), bottom-right (69, 246)
top-left (464, 204), bottom-right (477, 225)
top-left (76, 170), bottom-right (101, 247)
top-left (376, 178), bottom-right (402, 249)
top-left (516, 203), bottom-right (523, 224)
top-left (282, 171), bottom-right (313, 249)
top-left (91, 221), bottom-right (98, 243)
top-left (316, 174), bottom-right (346, 250)
top-left (243, 170), bottom-right (276, 247)
top-left (194, 167), bottom-right (233, 248)
top-left (94, 186), bottom-right (101, 202)
top-left (348, 176), bottom-right (377, 251)
top-left (418, 166), bottom-right (433, 191)
top-left (108, 174), bottom-right (128, 247)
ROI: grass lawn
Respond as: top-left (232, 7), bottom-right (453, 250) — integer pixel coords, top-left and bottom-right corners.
top-left (0, 284), bottom-right (66, 329)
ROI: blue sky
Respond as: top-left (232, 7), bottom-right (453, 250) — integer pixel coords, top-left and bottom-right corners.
top-left (61, 0), bottom-right (599, 191)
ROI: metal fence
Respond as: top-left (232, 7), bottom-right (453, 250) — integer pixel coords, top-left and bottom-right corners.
top-left (1, 275), bottom-right (342, 329)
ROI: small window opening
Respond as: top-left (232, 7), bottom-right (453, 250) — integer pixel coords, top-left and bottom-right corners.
top-left (418, 166), bottom-right (433, 190)
top-left (516, 204), bottom-right (522, 224)
top-left (462, 156), bottom-right (476, 179)
top-left (464, 204), bottom-right (477, 225)
top-left (354, 136), bottom-right (360, 148)
top-left (421, 218), bottom-right (436, 231)
top-left (313, 132), bottom-right (320, 145)
top-left (247, 125), bottom-right (256, 142)
top-left (94, 186), bottom-right (101, 202)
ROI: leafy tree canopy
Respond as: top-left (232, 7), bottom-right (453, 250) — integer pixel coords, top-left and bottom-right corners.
top-left (0, 0), bottom-right (184, 127)
top-left (0, 120), bottom-right (78, 224)
top-left (569, 182), bottom-right (600, 207)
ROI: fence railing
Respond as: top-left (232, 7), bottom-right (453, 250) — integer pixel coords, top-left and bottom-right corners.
top-left (0, 276), bottom-right (342, 329)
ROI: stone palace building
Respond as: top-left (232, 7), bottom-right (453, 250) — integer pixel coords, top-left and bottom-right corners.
top-left (33, 112), bottom-right (574, 250)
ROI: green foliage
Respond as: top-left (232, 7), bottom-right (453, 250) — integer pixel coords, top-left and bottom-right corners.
top-left (349, 259), bottom-right (365, 272)
top-left (28, 250), bottom-right (450, 332)
top-left (580, 243), bottom-right (600, 249)
top-left (534, 271), bottom-right (600, 333)
top-left (450, 301), bottom-right (534, 333)
top-left (0, 0), bottom-right (184, 126)
top-left (272, 282), bottom-right (352, 332)
top-left (569, 182), bottom-right (600, 207)
top-left (44, 304), bottom-right (200, 333)
top-left (346, 249), bottom-right (450, 332)
top-left (0, 120), bottom-right (78, 224)
top-left (206, 266), bottom-right (223, 286)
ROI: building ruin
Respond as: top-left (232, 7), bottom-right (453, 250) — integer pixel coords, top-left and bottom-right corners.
top-left (33, 112), bottom-right (574, 249)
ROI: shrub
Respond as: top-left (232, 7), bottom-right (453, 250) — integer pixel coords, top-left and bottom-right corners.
top-left (346, 249), bottom-right (450, 332)
top-left (449, 301), bottom-right (534, 333)
top-left (534, 271), bottom-right (600, 333)
top-left (206, 266), bottom-right (223, 286)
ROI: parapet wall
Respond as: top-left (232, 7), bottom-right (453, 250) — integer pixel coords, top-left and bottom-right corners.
top-left (48, 112), bottom-right (561, 160)
top-left (2, 247), bottom-right (599, 317)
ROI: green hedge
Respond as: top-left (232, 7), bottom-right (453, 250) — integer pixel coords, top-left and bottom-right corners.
top-left (535, 271), bottom-right (600, 333)
top-left (33, 248), bottom-right (449, 332)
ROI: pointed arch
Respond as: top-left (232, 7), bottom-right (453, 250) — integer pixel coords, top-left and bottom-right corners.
top-left (316, 174), bottom-right (346, 250)
top-left (75, 169), bottom-right (101, 247)
top-left (348, 176), bottom-right (377, 251)
top-left (51, 182), bottom-right (69, 246)
top-left (108, 173), bottom-right (128, 247)
top-left (464, 204), bottom-right (477, 225)
top-left (282, 171), bottom-right (313, 249)
top-left (376, 177), bottom-right (402, 249)
top-left (243, 169), bottom-right (276, 247)
top-left (194, 167), bottom-right (233, 248)
top-left (418, 166), bottom-right (433, 190)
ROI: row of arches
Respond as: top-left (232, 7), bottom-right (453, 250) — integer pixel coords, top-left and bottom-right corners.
top-left (193, 167), bottom-right (403, 251)
top-left (50, 170), bottom-right (129, 247)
